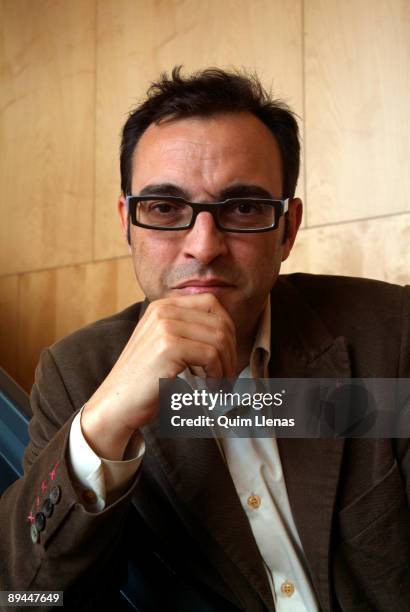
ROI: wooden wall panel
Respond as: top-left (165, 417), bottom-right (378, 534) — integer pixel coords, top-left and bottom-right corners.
top-left (0, 275), bottom-right (19, 379)
top-left (16, 257), bottom-right (144, 391)
top-left (0, 0), bottom-right (95, 275)
top-left (1, 0), bottom-right (409, 391)
top-left (94, 0), bottom-right (304, 260)
top-left (304, 0), bottom-right (410, 225)
top-left (281, 212), bottom-right (410, 285)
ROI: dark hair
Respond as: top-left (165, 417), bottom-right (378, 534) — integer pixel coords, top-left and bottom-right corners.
top-left (120, 66), bottom-right (300, 243)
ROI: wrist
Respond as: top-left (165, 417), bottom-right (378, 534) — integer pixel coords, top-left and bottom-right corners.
top-left (81, 398), bottom-right (134, 461)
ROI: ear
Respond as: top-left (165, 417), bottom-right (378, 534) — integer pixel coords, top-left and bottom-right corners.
top-left (117, 195), bottom-right (132, 252)
top-left (281, 198), bottom-right (303, 262)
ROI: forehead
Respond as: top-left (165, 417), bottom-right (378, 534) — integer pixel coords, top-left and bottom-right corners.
top-left (131, 112), bottom-right (283, 197)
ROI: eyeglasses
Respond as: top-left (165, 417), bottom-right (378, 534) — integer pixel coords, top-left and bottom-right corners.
top-left (126, 195), bottom-right (289, 233)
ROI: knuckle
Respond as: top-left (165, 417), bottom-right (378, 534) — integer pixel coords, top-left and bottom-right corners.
top-left (217, 314), bottom-right (233, 335)
top-left (157, 332), bottom-right (174, 355)
top-left (158, 319), bottom-right (173, 335)
top-left (215, 328), bottom-right (226, 347)
top-left (206, 345), bottom-right (219, 362)
top-left (225, 316), bottom-right (235, 335)
top-left (151, 303), bottom-right (166, 320)
top-left (146, 301), bottom-right (156, 315)
top-left (214, 314), bottom-right (224, 327)
top-left (204, 293), bottom-right (218, 307)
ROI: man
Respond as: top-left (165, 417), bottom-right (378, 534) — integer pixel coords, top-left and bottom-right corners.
top-left (0, 66), bottom-right (409, 612)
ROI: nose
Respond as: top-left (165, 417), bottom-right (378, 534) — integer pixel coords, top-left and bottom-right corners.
top-left (182, 211), bottom-right (228, 264)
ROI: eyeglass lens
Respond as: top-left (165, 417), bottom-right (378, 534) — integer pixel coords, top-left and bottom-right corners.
top-left (136, 198), bottom-right (276, 230)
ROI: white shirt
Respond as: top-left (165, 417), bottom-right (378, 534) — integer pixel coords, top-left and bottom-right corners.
top-left (68, 297), bottom-right (319, 611)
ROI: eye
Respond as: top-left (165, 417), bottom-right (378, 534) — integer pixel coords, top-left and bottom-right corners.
top-left (229, 201), bottom-right (264, 214)
top-left (235, 202), bottom-right (259, 214)
top-left (219, 199), bottom-right (275, 230)
top-left (138, 199), bottom-right (191, 228)
top-left (149, 201), bottom-right (181, 214)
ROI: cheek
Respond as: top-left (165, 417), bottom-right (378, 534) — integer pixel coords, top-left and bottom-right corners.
top-left (131, 231), bottom-right (179, 293)
top-left (134, 233), bottom-right (172, 259)
top-left (230, 235), bottom-right (283, 282)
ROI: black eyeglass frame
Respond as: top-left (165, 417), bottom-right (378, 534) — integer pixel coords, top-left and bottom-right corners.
top-left (125, 194), bottom-right (290, 233)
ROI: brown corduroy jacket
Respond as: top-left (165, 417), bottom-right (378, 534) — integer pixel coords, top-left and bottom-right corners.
top-left (0, 273), bottom-right (409, 612)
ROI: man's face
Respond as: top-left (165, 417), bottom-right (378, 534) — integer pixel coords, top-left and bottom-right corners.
top-left (118, 111), bottom-right (302, 336)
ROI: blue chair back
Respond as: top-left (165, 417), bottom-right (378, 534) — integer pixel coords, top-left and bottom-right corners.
top-left (0, 367), bottom-right (30, 492)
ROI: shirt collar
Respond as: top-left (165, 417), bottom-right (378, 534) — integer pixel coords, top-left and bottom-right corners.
top-left (248, 295), bottom-right (271, 378)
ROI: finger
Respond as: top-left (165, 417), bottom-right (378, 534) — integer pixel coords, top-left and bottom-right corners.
top-left (190, 365), bottom-right (207, 378)
top-left (147, 295), bottom-right (237, 375)
top-left (156, 319), bottom-right (232, 378)
top-left (168, 337), bottom-right (224, 379)
top-left (158, 293), bottom-right (236, 336)
top-left (148, 304), bottom-right (236, 376)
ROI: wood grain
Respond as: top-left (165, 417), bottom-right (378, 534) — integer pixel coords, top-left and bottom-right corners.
top-left (0, 274), bottom-right (19, 380)
top-left (15, 256), bottom-right (144, 391)
top-left (281, 212), bottom-right (410, 285)
top-left (304, 0), bottom-right (410, 225)
top-left (0, 0), bottom-right (95, 275)
top-left (94, 0), bottom-right (304, 260)
top-left (1, 0), bottom-right (409, 391)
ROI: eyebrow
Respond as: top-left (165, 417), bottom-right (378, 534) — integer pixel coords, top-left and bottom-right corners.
top-left (137, 182), bottom-right (275, 200)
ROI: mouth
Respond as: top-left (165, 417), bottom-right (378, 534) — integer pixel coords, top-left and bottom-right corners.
top-left (171, 278), bottom-right (234, 294)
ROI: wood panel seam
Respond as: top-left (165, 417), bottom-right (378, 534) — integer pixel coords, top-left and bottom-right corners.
top-left (301, 0), bottom-right (308, 227)
top-left (0, 256), bottom-right (133, 281)
top-left (298, 210), bottom-right (410, 232)
top-left (91, 0), bottom-right (98, 263)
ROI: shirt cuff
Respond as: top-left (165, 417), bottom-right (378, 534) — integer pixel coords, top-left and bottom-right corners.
top-left (68, 404), bottom-right (145, 512)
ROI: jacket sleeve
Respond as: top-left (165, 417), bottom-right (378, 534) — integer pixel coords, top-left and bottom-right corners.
top-left (0, 347), bottom-right (140, 609)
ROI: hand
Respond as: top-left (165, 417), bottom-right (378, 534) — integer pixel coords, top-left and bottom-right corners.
top-left (81, 293), bottom-right (236, 459)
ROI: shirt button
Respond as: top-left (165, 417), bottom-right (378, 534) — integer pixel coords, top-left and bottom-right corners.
top-left (82, 489), bottom-right (97, 504)
top-left (281, 581), bottom-right (295, 597)
top-left (247, 494), bottom-right (261, 509)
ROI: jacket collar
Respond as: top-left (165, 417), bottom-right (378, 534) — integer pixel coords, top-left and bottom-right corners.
top-left (136, 276), bottom-right (351, 612)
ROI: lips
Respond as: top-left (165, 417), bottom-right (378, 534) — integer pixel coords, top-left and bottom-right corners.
top-left (173, 278), bottom-right (232, 289)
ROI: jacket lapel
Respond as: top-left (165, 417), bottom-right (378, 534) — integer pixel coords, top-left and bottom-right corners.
top-left (140, 426), bottom-right (275, 611)
top-left (270, 278), bottom-right (351, 612)
top-left (135, 277), bottom-right (352, 612)
top-left (136, 298), bottom-right (273, 610)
